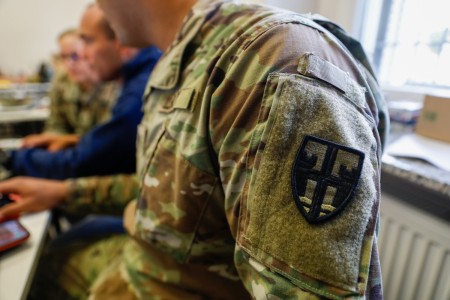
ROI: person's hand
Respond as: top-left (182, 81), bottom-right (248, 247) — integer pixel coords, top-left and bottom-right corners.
top-left (21, 134), bottom-right (80, 152)
top-left (0, 177), bottom-right (68, 221)
top-left (21, 134), bottom-right (54, 149)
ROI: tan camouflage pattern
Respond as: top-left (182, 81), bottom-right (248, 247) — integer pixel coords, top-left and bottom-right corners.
top-left (38, 235), bottom-right (130, 300)
top-left (64, 174), bottom-right (139, 217)
top-left (56, 1), bottom-right (387, 299)
top-left (45, 71), bottom-right (119, 135)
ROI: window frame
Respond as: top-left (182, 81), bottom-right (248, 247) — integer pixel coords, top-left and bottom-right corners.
top-left (358, 0), bottom-right (450, 103)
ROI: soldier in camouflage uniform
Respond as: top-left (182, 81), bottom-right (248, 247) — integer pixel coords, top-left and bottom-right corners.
top-left (44, 71), bottom-right (118, 136)
top-left (1, 0), bottom-right (387, 299)
top-left (45, 28), bottom-right (118, 136)
top-left (22, 29), bottom-right (119, 151)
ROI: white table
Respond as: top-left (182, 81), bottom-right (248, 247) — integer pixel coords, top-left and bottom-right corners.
top-left (0, 138), bottom-right (22, 150)
top-left (0, 211), bottom-right (51, 300)
top-left (0, 107), bottom-right (48, 123)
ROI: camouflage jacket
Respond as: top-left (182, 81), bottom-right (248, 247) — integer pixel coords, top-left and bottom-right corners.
top-left (64, 174), bottom-right (139, 217)
top-left (123, 1), bottom-right (386, 299)
top-left (45, 72), bottom-right (119, 135)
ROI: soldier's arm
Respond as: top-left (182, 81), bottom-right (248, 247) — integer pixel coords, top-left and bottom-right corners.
top-left (64, 174), bottom-right (139, 216)
top-left (21, 133), bottom-right (79, 151)
top-left (0, 175), bottom-right (138, 221)
top-left (92, 81), bottom-right (119, 124)
top-left (212, 23), bottom-right (382, 299)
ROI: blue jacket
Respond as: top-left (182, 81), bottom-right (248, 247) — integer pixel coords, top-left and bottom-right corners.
top-left (9, 46), bottom-right (161, 179)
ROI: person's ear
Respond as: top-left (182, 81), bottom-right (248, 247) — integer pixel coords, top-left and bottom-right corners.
top-left (119, 47), bottom-right (138, 62)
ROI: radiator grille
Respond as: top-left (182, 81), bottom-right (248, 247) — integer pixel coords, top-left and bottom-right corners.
top-left (379, 194), bottom-right (450, 300)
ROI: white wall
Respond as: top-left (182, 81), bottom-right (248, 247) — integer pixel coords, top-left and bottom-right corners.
top-left (265, 0), bottom-right (362, 35)
top-left (265, 0), bottom-right (318, 13)
top-left (317, 0), bottom-right (361, 35)
top-left (0, 0), bottom-right (92, 76)
top-left (0, 0), bottom-right (361, 76)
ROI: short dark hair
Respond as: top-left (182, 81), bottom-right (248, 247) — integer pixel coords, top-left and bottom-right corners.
top-left (86, 2), bottom-right (116, 40)
top-left (99, 17), bottom-right (116, 40)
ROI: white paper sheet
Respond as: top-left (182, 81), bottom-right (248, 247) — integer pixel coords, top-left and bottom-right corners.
top-left (386, 133), bottom-right (450, 172)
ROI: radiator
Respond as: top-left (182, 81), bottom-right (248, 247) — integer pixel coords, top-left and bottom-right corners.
top-left (379, 193), bottom-right (450, 300)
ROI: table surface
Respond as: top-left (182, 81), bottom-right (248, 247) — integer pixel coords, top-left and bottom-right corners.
top-left (0, 211), bottom-right (51, 300)
top-left (0, 107), bottom-right (48, 123)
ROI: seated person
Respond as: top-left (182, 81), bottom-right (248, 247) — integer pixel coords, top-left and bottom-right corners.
top-left (0, 4), bottom-right (151, 254)
top-left (0, 12), bottom-right (161, 180)
top-left (22, 28), bottom-right (119, 152)
top-left (1, 1), bottom-right (388, 299)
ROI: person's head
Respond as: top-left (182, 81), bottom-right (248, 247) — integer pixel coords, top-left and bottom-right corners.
top-left (57, 29), bottom-right (99, 85)
top-left (79, 3), bottom-right (136, 81)
top-left (96, 0), bottom-right (197, 50)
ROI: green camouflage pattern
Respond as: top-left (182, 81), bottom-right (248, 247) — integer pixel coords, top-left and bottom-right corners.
top-left (56, 1), bottom-right (387, 299)
top-left (28, 234), bottom-right (130, 300)
top-left (59, 235), bottom-right (130, 300)
top-left (123, 0), bottom-right (386, 299)
top-left (64, 174), bottom-right (139, 217)
top-left (45, 71), bottom-right (119, 135)
top-left (28, 174), bottom-right (138, 300)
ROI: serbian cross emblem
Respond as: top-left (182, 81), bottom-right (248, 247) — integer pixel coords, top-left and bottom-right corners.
top-left (291, 135), bottom-right (365, 224)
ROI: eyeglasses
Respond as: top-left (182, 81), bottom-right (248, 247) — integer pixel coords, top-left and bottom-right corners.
top-left (59, 52), bottom-right (80, 62)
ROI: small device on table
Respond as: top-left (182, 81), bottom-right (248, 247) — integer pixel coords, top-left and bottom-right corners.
top-left (0, 194), bottom-right (30, 252)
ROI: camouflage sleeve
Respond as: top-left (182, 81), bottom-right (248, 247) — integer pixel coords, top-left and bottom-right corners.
top-left (94, 81), bottom-right (120, 123)
top-left (64, 174), bottom-right (139, 217)
top-left (212, 23), bottom-right (382, 299)
top-left (45, 73), bottom-right (72, 134)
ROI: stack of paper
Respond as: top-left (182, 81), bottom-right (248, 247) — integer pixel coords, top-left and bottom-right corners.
top-left (386, 133), bottom-right (450, 172)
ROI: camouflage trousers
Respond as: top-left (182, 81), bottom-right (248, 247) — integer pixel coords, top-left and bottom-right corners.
top-left (28, 234), bottom-right (135, 300)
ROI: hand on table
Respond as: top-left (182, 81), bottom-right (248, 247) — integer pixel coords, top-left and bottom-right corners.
top-left (0, 177), bottom-right (68, 221)
top-left (21, 134), bottom-right (80, 152)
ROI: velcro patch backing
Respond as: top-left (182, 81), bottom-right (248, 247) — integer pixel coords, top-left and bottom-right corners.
top-left (240, 73), bottom-right (377, 296)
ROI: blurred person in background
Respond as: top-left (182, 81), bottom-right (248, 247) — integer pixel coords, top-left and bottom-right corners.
top-left (0, 10), bottom-right (161, 179)
top-left (1, 0), bottom-right (162, 239)
top-left (22, 28), bottom-right (119, 152)
top-left (0, 4), bottom-right (161, 298)
top-left (0, 3), bottom-right (161, 226)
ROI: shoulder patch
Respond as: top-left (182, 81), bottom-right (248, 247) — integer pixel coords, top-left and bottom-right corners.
top-left (291, 135), bottom-right (364, 224)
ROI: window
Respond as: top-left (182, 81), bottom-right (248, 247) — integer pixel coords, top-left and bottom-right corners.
top-left (362, 0), bottom-right (450, 90)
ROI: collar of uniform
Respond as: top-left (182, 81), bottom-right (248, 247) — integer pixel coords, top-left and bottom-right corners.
top-left (146, 0), bottom-right (224, 92)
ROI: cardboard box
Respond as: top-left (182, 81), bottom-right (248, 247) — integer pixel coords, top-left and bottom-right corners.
top-left (416, 94), bottom-right (450, 143)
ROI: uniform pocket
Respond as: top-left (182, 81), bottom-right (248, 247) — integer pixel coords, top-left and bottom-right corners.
top-left (134, 87), bottom-right (219, 263)
top-left (135, 130), bottom-right (218, 263)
